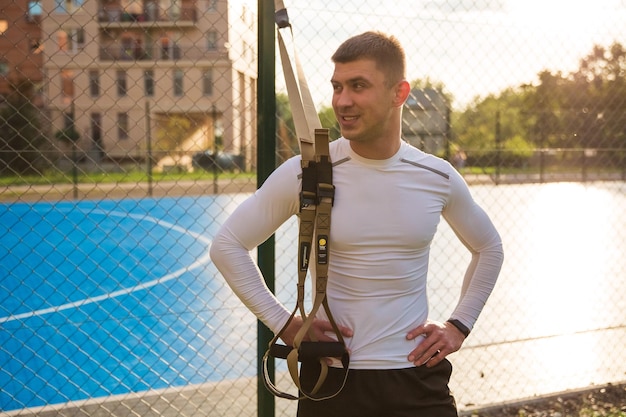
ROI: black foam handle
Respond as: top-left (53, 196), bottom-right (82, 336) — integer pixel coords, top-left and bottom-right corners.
top-left (299, 341), bottom-right (345, 359)
top-left (269, 343), bottom-right (293, 359)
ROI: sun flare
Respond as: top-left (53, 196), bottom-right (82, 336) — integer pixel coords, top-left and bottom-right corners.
top-left (508, 0), bottom-right (607, 34)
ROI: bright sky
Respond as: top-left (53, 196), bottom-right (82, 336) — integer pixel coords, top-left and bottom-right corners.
top-left (275, 0), bottom-right (626, 109)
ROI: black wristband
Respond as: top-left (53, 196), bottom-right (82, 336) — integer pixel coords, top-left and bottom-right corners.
top-left (446, 319), bottom-right (470, 337)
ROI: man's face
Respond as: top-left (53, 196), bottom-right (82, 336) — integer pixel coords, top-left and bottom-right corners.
top-left (331, 58), bottom-right (398, 144)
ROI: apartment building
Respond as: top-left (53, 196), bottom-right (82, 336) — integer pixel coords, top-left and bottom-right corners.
top-left (0, 0), bottom-right (43, 104)
top-left (40, 0), bottom-right (257, 168)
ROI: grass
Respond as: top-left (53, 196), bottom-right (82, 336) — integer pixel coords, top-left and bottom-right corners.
top-left (0, 168), bottom-right (255, 187)
top-left (3, 164), bottom-right (623, 188)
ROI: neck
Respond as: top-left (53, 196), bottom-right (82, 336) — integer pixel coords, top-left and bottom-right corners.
top-left (349, 136), bottom-right (402, 160)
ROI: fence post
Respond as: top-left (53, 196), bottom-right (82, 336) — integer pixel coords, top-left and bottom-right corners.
top-left (145, 100), bottom-right (153, 197)
top-left (495, 109), bottom-right (501, 185)
top-left (212, 105), bottom-right (219, 194)
top-left (257, 0), bottom-right (277, 415)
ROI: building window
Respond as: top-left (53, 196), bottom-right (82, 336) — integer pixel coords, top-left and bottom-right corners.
top-left (169, 0), bottom-right (181, 19)
top-left (61, 69), bottom-right (74, 98)
top-left (91, 113), bottom-right (104, 157)
top-left (116, 70), bottom-right (127, 97)
top-left (145, 1), bottom-right (158, 21)
top-left (55, 0), bottom-right (84, 14)
top-left (206, 31), bottom-right (217, 51)
top-left (89, 71), bottom-right (99, 97)
top-left (0, 61), bottom-right (7, 77)
top-left (160, 36), bottom-right (171, 59)
top-left (1, 20), bottom-right (8, 35)
top-left (173, 69), bottom-right (184, 96)
top-left (28, 1), bottom-right (42, 15)
top-left (202, 69), bottom-right (213, 96)
top-left (159, 34), bottom-right (180, 60)
top-left (57, 28), bottom-right (85, 53)
top-left (121, 0), bottom-right (143, 19)
top-left (144, 70), bottom-right (154, 96)
top-left (117, 113), bottom-right (129, 140)
top-left (119, 36), bottom-right (144, 60)
top-left (27, 1), bottom-right (42, 21)
top-left (63, 111), bottom-right (74, 129)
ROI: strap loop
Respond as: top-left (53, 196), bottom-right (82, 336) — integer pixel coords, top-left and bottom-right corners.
top-left (264, 1), bottom-right (349, 402)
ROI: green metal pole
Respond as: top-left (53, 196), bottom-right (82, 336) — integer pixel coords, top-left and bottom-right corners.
top-left (257, 1), bottom-right (276, 416)
top-left (71, 100), bottom-right (78, 200)
top-left (495, 109), bottom-right (501, 185)
top-left (145, 100), bottom-right (153, 197)
top-left (72, 141), bottom-right (78, 200)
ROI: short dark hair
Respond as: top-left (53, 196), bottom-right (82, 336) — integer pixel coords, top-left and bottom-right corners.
top-left (331, 31), bottom-right (406, 86)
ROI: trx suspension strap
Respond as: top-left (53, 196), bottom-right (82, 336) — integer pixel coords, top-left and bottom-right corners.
top-left (262, 0), bottom-right (350, 401)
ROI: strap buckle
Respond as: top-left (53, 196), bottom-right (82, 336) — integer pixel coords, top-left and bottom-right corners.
top-left (317, 183), bottom-right (335, 205)
top-left (300, 190), bottom-right (316, 209)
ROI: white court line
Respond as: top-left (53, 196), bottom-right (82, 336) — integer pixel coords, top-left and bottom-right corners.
top-left (0, 209), bottom-right (213, 324)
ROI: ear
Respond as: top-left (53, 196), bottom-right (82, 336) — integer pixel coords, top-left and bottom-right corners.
top-left (393, 80), bottom-right (411, 108)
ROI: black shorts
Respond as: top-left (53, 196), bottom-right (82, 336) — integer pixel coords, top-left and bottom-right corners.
top-left (296, 359), bottom-right (458, 417)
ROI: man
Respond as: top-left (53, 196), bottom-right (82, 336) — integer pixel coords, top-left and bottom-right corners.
top-left (210, 31), bottom-right (504, 417)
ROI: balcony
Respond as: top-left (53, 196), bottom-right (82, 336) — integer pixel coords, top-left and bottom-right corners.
top-left (99, 44), bottom-right (221, 62)
top-left (98, 6), bottom-right (197, 25)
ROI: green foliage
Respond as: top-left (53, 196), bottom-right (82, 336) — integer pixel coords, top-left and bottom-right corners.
top-left (278, 40), bottom-right (626, 174)
top-left (452, 40), bottom-right (626, 170)
top-left (155, 115), bottom-right (192, 151)
top-left (318, 104), bottom-right (340, 140)
top-left (453, 89), bottom-right (534, 166)
top-left (275, 93), bottom-right (340, 162)
top-left (0, 167), bottom-right (254, 188)
top-left (276, 92), bottom-right (298, 161)
top-left (0, 80), bottom-right (47, 176)
top-left (276, 92), bottom-right (294, 129)
top-left (55, 127), bottom-right (80, 143)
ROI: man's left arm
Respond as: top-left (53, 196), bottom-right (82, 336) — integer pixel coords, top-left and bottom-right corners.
top-left (407, 168), bottom-right (504, 367)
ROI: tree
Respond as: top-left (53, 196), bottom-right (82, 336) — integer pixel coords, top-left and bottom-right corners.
top-left (453, 87), bottom-right (534, 167)
top-left (525, 70), bottom-right (569, 148)
top-left (0, 80), bottom-right (47, 176)
top-left (55, 127), bottom-right (80, 143)
top-left (155, 114), bottom-right (192, 170)
top-left (571, 42), bottom-right (626, 151)
top-left (453, 40), bottom-right (626, 170)
top-left (318, 105), bottom-right (340, 140)
top-left (276, 92), bottom-right (297, 162)
top-left (275, 93), bottom-right (340, 163)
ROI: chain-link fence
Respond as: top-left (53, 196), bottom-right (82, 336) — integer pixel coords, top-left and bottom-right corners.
top-left (1, 0), bottom-right (625, 416)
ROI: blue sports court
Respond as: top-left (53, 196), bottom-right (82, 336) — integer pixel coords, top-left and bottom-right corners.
top-left (2, 184), bottom-right (626, 412)
top-left (0, 196), bottom-right (256, 412)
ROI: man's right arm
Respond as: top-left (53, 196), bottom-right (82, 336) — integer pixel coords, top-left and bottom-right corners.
top-left (209, 158), bottom-right (301, 333)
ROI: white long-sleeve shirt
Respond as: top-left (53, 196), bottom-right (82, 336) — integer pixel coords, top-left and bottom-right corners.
top-left (210, 138), bottom-right (503, 369)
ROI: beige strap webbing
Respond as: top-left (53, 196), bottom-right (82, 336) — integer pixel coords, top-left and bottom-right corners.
top-left (274, 0), bottom-right (320, 161)
top-left (262, 0), bottom-right (349, 402)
